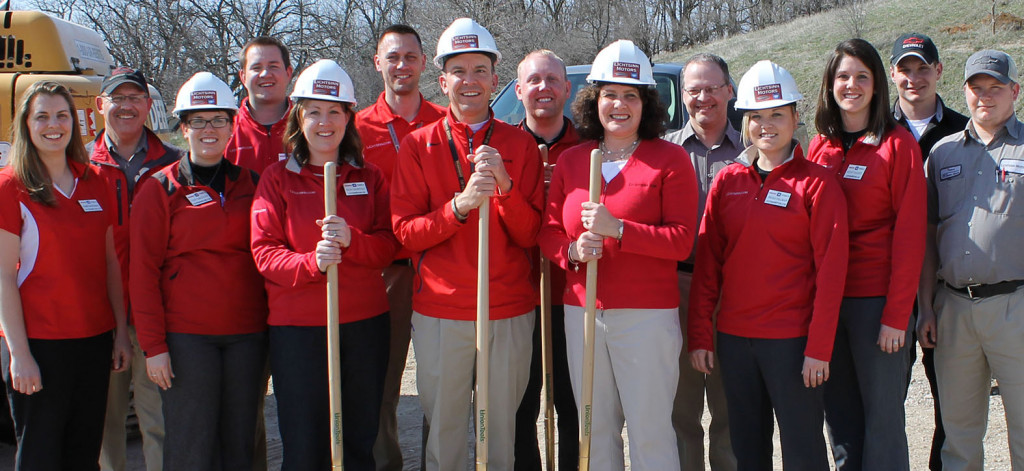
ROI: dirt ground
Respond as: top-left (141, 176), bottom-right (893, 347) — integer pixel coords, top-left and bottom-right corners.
top-left (0, 344), bottom-right (1009, 470)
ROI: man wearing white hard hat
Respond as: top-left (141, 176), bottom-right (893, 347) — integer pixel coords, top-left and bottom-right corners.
top-left (919, 50), bottom-right (1024, 471)
top-left (390, 18), bottom-right (544, 471)
top-left (353, 25), bottom-right (446, 471)
top-left (538, 39), bottom-right (698, 470)
top-left (688, 60), bottom-right (847, 470)
top-left (251, 59), bottom-right (399, 471)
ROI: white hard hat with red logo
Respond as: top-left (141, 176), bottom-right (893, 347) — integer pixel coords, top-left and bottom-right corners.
top-left (734, 60), bottom-right (803, 111)
top-left (433, 18), bottom-right (502, 69)
top-left (172, 72), bottom-right (237, 117)
top-left (291, 59), bottom-right (357, 105)
top-left (586, 40), bottom-right (655, 86)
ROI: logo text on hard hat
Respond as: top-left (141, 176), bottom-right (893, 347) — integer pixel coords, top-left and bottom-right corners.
top-left (902, 37), bottom-right (925, 49)
top-left (313, 79), bottom-right (340, 97)
top-left (190, 90), bottom-right (217, 106)
top-left (612, 62), bottom-right (640, 80)
top-left (754, 84), bottom-right (782, 102)
top-left (452, 34), bottom-right (479, 50)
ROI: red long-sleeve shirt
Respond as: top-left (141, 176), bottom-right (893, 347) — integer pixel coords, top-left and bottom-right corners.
top-left (356, 92), bottom-right (447, 182)
top-left (251, 157), bottom-right (398, 326)
top-left (688, 145), bottom-right (849, 361)
top-left (807, 126), bottom-right (926, 329)
top-left (538, 138), bottom-right (697, 309)
top-left (130, 157), bottom-right (268, 357)
top-left (225, 98), bottom-right (291, 174)
top-left (390, 110), bottom-right (544, 320)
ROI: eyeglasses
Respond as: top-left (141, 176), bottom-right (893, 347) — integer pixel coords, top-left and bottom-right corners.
top-left (683, 83), bottom-right (729, 97)
top-left (103, 94), bottom-right (148, 105)
top-left (186, 117), bottom-right (232, 129)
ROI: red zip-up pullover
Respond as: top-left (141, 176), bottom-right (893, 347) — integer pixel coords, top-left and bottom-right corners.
top-left (390, 110), bottom-right (544, 320)
top-left (225, 97), bottom-right (291, 174)
top-left (251, 157), bottom-right (398, 326)
top-left (538, 138), bottom-right (697, 309)
top-left (89, 128), bottom-right (182, 317)
top-left (130, 156), bottom-right (268, 357)
top-left (356, 92), bottom-right (446, 181)
top-left (689, 145), bottom-right (849, 361)
top-left (807, 127), bottom-right (926, 329)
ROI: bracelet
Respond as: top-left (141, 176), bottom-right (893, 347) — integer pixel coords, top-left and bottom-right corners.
top-left (567, 241), bottom-right (580, 272)
top-left (452, 195), bottom-right (468, 222)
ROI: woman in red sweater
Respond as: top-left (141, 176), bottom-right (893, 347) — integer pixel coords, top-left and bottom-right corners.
top-left (250, 60), bottom-right (398, 470)
top-left (538, 40), bottom-right (697, 470)
top-left (688, 61), bottom-right (849, 470)
top-left (0, 81), bottom-right (132, 470)
top-left (806, 38), bottom-right (925, 471)
top-left (130, 72), bottom-right (268, 470)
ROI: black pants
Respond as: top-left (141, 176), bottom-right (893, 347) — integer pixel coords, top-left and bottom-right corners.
top-left (270, 314), bottom-right (389, 471)
top-left (161, 331), bottom-right (268, 471)
top-left (717, 333), bottom-right (829, 471)
top-left (1, 332), bottom-right (112, 471)
top-left (514, 306), bottom-right (579, 471)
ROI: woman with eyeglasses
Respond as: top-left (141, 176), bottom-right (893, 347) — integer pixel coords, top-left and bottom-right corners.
top-left (130, 72), bottom-right (268, 470)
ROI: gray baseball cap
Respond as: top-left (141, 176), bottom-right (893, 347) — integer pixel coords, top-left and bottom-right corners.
top-left (963, 50), bottom-right (1018, 84)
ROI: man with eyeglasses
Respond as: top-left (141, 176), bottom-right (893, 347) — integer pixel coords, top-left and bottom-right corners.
top-left (663, 53), bottom-right (740, 471)
top-left (89, 67), bottom-right (182, 471)
top-left (225, 36), bottom-right (294, 174)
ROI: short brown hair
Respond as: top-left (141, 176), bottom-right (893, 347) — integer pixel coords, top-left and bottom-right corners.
top-left (239, 36), bottom-right (291, 70)
top-left (284, 99), bottom-right (364, 168)
top-left (572, 84), bottom-right (667, 141)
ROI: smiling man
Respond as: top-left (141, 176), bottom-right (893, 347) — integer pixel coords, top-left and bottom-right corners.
top-left (89, 67), bottom-right (182, 471)
top-left (663, 53), bottom-right (740, 471)
top-left (920, 50), bottom-right (1024, 471)
top-left (225, 36), bottom-right (294, 174)
top-left (389, 18), bottom-right (543, 471)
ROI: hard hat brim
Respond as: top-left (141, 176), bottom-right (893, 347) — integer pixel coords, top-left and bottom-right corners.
top-left (734, 96), bottom-right (801, 111)
top-left (290, 93), bottom-right (357, 106)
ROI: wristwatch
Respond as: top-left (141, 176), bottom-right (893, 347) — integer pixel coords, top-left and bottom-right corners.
top-left (617, 219), bottom-right (624, 240)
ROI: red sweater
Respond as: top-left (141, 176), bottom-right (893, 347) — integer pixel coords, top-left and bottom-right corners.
top-left (807, 126), bottom-right (925, 329)
top-left (130, 157), bottom-right (268, 357)
top-left (251, 157), bottom-right (398, 326)
top-left (538, 139), bottom-right (697, 309)
top-left (390, 110), bottom-right (544, 320)
top-left (689, 145), bottom-right (849, 361)
top-left (0, 161), bottom-right (116, 339)
top-left (89, 129), bottom-right (182, 318)
top-left (225, 98), bottom-right (291, 174)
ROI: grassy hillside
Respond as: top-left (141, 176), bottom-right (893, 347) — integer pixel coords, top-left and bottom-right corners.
top-left (656, 0), bottom-right (1024, 134)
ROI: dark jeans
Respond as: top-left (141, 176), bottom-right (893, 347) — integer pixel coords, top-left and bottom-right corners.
top-left (514, 306), bottom-right (579, 471)
top-left (717, 333), bottom-right (829, 471)
top-left (824, 297), bottom-right (910, 471)
top-left (1, 332), bottom-right (112, 471)
top-left (161, 331), bottom-right (268, 471)
top-left (270, 313), bottom-right (390, 471)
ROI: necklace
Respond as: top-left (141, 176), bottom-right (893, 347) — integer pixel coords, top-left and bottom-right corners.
top-left (193, 161), bottom-right (223, 188)
top-left (599, 139), bottom-right (639, 162)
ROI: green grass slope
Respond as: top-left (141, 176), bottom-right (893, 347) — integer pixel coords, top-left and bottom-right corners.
top-left (656, 0), bottom-right (1024, 134)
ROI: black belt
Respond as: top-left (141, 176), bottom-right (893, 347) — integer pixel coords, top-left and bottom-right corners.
top-left (391, 258), bottom-right (412, 267)
top-left (944, 280), bottom-right (1024, 299)
top-left (677, 262), bottom-right (694, 273)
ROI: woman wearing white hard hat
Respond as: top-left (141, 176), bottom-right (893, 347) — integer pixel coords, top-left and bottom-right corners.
top-left (538, 39), bottom-right (698, 470)
top-left (806, 39), bottom-right (924, 471)
top-left (130, 71), bottom-right (269, 469)
top-left (251, 59), bottom-right (398, 470)
top-left (687, 60), bottom-right (849, 470)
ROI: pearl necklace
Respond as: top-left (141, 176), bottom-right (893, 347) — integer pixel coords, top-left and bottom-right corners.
top-left (599, 139), bottom-right (639, 162)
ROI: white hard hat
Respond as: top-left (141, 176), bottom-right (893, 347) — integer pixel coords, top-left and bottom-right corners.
top-left (434, 18), bottom-right (501, 69)
top-left (172, 72), bottom-right (237, 117)
top-left (586, 40), bottom-right (655, 86)
top-left (291, 59), bottom-right (357, 105)
top-left (734, 60), bottom-right (803, 111)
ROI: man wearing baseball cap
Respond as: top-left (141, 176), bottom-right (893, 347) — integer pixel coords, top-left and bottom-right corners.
top-left (89, 67), bottom-right (182, 471)
top-left (889, 32), bottom-right (969, 471)
top-left (919, 50), bottom-right (1024, 470)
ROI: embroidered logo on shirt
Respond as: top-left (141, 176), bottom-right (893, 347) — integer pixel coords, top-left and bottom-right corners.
top-left (939, 165), bottom-right (962, 181)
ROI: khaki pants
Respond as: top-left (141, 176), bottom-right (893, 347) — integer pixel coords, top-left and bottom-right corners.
top-left (934, 284), bottom-right (1024, 471)
top-left (373, 264), bottom-right (415, 471)
top-left (99, 326), bottom-right (164, 471)
top-left (412, 312), bottom-right (534, 471)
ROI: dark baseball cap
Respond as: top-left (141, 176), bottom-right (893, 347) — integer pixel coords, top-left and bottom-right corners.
top-left (964, 50), bottom-right (1018, 84)
top-left (890, 33), bottom-right (939, 66)
top-left (101, 67), bottom-right (149, 95)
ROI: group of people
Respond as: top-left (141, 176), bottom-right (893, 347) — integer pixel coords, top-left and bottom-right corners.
top-left (0, 12), bottom-right (1019, 471)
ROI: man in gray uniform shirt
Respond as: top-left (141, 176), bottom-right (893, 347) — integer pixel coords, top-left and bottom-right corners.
top-left (919, 49), bottom-right (1024, 471)
top-left (663, 53), bottom-right (740, 471)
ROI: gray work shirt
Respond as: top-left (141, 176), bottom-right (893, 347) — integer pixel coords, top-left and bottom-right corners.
top-left (664, 121), bottom-right (743, 261)
top-left (925, 115), bottom-right (1024, 287)
top-left (104, 132), bottom-right (150, 194)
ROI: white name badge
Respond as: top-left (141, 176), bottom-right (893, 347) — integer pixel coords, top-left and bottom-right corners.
top-left (278, 153), bottom-right (289, 162)
top-left (78, 199), bottom-right (103, 212)
top-left (843, 164), bottom-right (867, 180)
top-left (343, 182), bottom-right (369, 196)
top-left (186, 190), bottom-right (214, 206)
top-left (1000, 159), bottom-right (1024, 175)
top-left (764, 190), bottom-right (792, 208)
